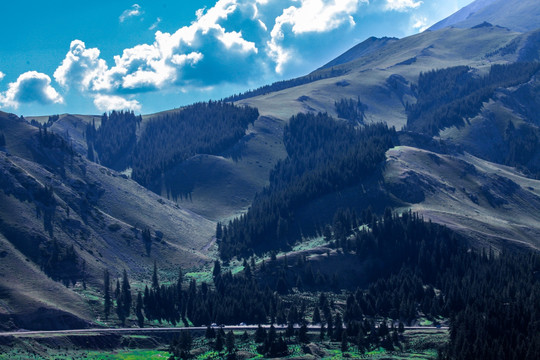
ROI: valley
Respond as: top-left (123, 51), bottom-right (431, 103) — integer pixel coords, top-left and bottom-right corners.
top-left (1, 0), bottom-right (540, 359)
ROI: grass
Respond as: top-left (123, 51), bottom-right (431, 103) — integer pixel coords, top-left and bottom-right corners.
top-left (0, 350), bottom-right (170, 360)
top-left (0, 327), bottom-right (448, 360)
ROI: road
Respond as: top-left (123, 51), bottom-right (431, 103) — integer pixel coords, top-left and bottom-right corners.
top-left (0, 325), bottom-right (448, 337)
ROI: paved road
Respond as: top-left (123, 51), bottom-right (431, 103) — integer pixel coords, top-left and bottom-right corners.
top-left (0, 325), bottom-right (448, 337)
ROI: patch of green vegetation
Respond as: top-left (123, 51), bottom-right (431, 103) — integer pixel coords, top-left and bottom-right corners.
top-left (419, 318), bottom-right (434, 326)
top-left (0, 349), bottom-right (170, 360)
top-left (291, 236), bottom-right (326, 252)
top-left (84, 350), bottom-right (170, 359)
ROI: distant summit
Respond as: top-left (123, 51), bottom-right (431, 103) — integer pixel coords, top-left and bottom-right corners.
top-left (429, 0), bottom-right (540, 33)
top-left (318, 36), bottom-right (398, 70)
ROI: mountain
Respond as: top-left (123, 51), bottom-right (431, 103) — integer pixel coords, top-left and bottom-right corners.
top-left (318, 36), bottom-right (399, 70)
top-left (232, 0), bottom-right (540, 251)
top-left (429, 0), bottom-right (540, 32)
top-left (1, 0), bottom-right (540, 335)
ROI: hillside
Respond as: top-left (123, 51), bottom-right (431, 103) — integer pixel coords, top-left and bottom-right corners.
top-left (238, 24), bottom-right (530, 127)
top-left (385, 146), bottom-right (540, 250)
top-left (0, 112), bottom-right (215, 329)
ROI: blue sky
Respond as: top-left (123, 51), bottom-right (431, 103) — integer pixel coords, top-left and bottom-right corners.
top-left (0, 0), bottom-right (473, 116)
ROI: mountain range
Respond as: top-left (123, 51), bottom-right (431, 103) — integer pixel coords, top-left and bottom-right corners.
top-left (1, 0), bottom-right (540, 332)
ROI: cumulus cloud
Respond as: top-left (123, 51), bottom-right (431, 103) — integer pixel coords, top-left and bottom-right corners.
top-left (93, 94), bottom-right (141, 112)
top-left (46, 0), bottom-right (386, 111)
top-left (54, 0), bottom-right (259, 95)
top-left (120, 4), bottom-right (143, 23)
top-left (54, 40), bottom-right (108, 92)
top-left (0, 71), bottom-right (4, 82)
top-left (268, 0), bottom-right (365, 73)
top-left (385, 0), bottom-right (423, 11)
top-left (0, 71), bottom-right (63, 109)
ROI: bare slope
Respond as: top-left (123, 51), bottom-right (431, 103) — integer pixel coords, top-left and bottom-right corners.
top-left (159, 116), bottom-right (287, 221)
top-left (0, 113), bottom-right (214, 329)
top-left (385, 146), bottom-right (540, 250)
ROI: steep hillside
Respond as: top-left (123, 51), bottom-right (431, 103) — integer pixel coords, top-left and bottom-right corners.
top-left (385, 146), bottom-right (540, 250)
top-left (0, 112), bottom-right (215, 329)
top-left (239, 24), bottom-right (527, 128)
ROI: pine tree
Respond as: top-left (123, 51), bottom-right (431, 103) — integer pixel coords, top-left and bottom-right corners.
top-left (121, 270), bottom-right (131, 318)
top-left (313, 307), bottom-right (321, 324)
top-left (136, 292), bottom-right (144, 327)
top-left (226, 330), bottom-right (236, 354)
top-left (213, 260), bottom-right (221, 279)
top-left (152, 260), bottom-right (159, 289)
top-left (205, 325), bottom-right (216, 339)
top-left (216, 222), bottom-right (222, 239)
top-left (298, 323), bottom-right (309, 343)
top-left (255, 325), bottom-right (266, 343)
top-left (116, 292), bottom-right (125, 326)
top-left (341, 333), bottom-right (348, 353)
top-left (103, 270), bottom-right (111, 320)
top-left (215, 331), bottom-right (224, 352)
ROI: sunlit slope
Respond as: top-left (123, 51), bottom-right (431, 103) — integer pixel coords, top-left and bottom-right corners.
top-left (239, 25), bottom-right (525, 127)
top-left (430, 0), bottom-right (540, 33)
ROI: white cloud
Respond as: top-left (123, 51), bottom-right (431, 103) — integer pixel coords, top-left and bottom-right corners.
top-left (0, 71), bottom-right (63, 109)
top-left (385, 0), bottom-right (423, 11)
top-left (54, 40), bottom-right (108, 92)
top-left (268, 0), bottom-right (364, 73)
top-left (93, 94), bottom-right (141, 112)
top-left (149, 17), bottom-right (161, 30)
top-left (54, 0), bottom-right (258, 95)
top-left (0, 71), bottom-right (4, 82)
top-left (120, 4), bottom-right (143, 23)
top-left (48, 0), bottom-right (382, 110)
top-left (412, 15), bottom-right (429, 32)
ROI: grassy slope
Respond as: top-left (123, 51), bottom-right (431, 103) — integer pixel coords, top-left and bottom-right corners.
top-left (385, 146), bottom-right (540, 250)
top-left (162, 115), bottom-right (287, 221)
top-left (0, 232), bottom-right (92, 328)
top-left (0, 113), bottom-right (215, 327)
top-left (238, 26), bottom-right (520, 129)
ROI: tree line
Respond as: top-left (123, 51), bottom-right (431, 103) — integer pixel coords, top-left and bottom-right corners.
top-left (223, 68), bottom-right (348, 102)
top-left (406, 62), bottom-right (540, 135)
top-left (131, 101), bottom-right (258, 188)
top-left (334, 97), bottom-right (366, 123)
top-left (218, 112), bottom-right (396, 260)
top-left (85, 110), bottom-right (141, 170)
top-left (84, 102), bottom-right (258, 191)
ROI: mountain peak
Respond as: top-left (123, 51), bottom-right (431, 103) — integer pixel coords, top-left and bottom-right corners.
top-left (429, 0), bottom-right (540, 33)
top-left (318, 36), bottom-right (399, 70)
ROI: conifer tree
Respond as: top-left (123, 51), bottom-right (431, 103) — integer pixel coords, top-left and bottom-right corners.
top-left (103, 270), bottom-right (111, 320)
top-left (152, 260), bottom-right (159, 289)
top-left (136, 292), bottom-right (144, 327)
top-left (121, 269), bottom-right (131, 318)
top-left (226, 330), bottom-right (236, 354)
